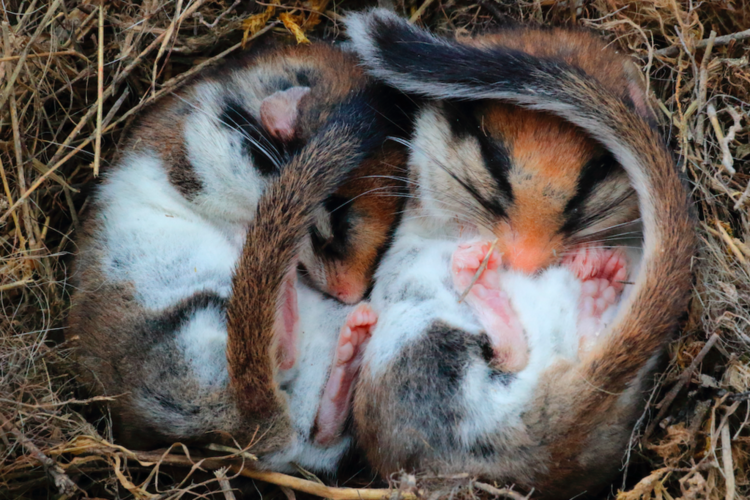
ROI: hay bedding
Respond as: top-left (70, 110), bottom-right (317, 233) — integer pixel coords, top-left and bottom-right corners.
top-left (0, 0), bottom-right (748, 498)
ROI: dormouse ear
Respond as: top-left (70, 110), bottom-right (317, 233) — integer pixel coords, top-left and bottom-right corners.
top-left (623, 62), bottom-right (657, 124)
top-left (260, 86), bottom-right (311, 142)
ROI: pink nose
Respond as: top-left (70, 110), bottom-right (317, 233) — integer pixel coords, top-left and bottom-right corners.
top-left (334, 288), bottom-right (360, 304)
top-left (504, 245), bottom-right (550, 274)
top-left (330, 279), bottom-right (366, 304)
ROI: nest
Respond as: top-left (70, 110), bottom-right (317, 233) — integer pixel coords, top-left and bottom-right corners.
top-left (1, 0), bottom-right (748, 498)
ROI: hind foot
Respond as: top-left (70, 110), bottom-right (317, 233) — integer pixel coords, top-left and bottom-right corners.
top-left (275, 267), bottom-right (299, 371)
top-left (563, 247), bottom-right (628, 350)
top-left (314, 303), bottom-right (377, 445)
top-left (452, 241), bottom-right (528, 372)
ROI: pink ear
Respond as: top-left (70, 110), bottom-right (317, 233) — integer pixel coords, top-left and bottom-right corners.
top-left (622, 63), bottom-right (655, 122)
top-left (260, 86), bottom-right (311, 142)
top-left (627, 80), bottom-right (655, 122)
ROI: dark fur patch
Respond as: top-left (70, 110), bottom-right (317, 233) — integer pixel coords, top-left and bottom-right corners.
top-left (322, 195), bottom-right (354, 259)
top-left (332, 83), bottom-right (418, 157)
top-left (561, 151), bottom-right (631, 235)
top-left (392, 324), bottom-right (509, 429)
top-left (394, 322), bottom-right (470, 406)
top-left (141, 387), bottom-right (202, 417)
top-left (220, 99), bottom-right (285, 176)
top-left (469, 439), bottom-right (498, 459)
top-left (145, 292), bottom-right (228, 340)
top-left (369, 16), bottom-right (547, 88)
top-left (295, 69), bottom-right (313, 87)
top-left (367, 322), bottom-right (519, 468)
top-left (168, 151), bottom-right (204, 200)
top-left (366, 15), bottom-right (656, 134)
top-left (435, 101), bottom-right (514, 217)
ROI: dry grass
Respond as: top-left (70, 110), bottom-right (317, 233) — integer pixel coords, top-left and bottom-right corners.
top-left (0, 0), bottom-right (748, 498)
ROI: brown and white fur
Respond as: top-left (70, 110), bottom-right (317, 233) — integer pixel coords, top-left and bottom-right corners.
top-left (67, 43), bottom-right (408, 472)
top-left (100, 41), bottom-right (408, 305)
top-left (344, 10), bottom-right (694, 498)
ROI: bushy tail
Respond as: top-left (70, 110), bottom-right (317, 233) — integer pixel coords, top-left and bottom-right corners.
top-left (225, 90), bottom-right (392, 424)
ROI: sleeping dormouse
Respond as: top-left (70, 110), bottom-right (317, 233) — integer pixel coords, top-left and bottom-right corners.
top-left (345, 10), bottom-right (694, 498)
top-left (67, 41), bottom-right (412, 472)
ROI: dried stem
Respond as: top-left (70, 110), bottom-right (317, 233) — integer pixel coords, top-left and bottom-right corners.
top-left (645, 333), bottom-right (721, 439)
top-left (655, 28), bottom-right (750, 56)
top-left (93, 5), bottom-right (105, 177)
top-left (458, 239), bottom-right (498, 303)
top-left (0, 415), bottom-right (77, 496)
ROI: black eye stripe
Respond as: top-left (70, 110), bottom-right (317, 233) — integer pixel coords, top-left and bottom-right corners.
top-left (561, 151), bottom-right (620, 234)
top-left (309, 195), bottom-right (353, 259)
top-left (442, 101), bottom-right (513, 218)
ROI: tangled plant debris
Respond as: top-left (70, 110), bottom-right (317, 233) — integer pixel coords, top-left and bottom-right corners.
top-left (0, 0), bottom-right (748, 498)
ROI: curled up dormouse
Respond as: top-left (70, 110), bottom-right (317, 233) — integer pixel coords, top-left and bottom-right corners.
top-left (344, 10), bottom-right (694, 498)
top-left (67, 41), bottom-right (412, 472)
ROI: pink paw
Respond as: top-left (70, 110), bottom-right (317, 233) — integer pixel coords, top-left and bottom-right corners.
top-left (451, 241), bottom-right (528, 372)
top-left (562, 246), bottom-right (628, 292)
top-left (563, 246), bottom-right (628, 349)
top-left (314, 303), bottom-right (377, 445)
top-left (452, 240), bottom-right (502, 292)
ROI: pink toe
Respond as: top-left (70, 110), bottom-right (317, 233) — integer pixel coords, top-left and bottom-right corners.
top-left (337, 342), bottom-right (354, 364)
top-left (581, 280), bottom-right (597, 295)
top-left (340, 325), bottom-right (352, 341)
top-left (582, 296), bottom-right (595, 315)
top-left (595, 297), bottom-right (607, 313)
top-left (615, 267), bottom-right (628, 282)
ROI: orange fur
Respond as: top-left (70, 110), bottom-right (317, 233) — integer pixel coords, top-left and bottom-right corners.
top-left (482, 104), bottom-right (599, 271)
top-left (469, 28), bottom-right (655, 121)
top-left (321, 145), bottom-right (407, 302)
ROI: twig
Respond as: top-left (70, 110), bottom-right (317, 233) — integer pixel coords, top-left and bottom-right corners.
top-left (644, 332), bottom-right (720, 439)
top-left (694, 31), bottom-right (716, 147)
top-left (194, 0), bottom-right (241, 28)
top-left (715, 220), bottom-right (747, 266)
top-left (0, 50), bottom-right (88, 62)
top-left (473, 482), bottom-right (529, 500)
top-left (205, 442), bottom-right (258, 461)
top-left (409, 0), bottom-right (436, 23)
top-left (735, 181), bottom-right (750, 211)
top-left (215, 467), bottom-right (238, 500)
top-left (0, 415), bottom-right (77, 496)
top-left (721, 424), bottom-right (735, 500)
top-left (458, 239), bottom-right (498, 303)
top-left (9, 85), bottom-right (37, 248)
top-left (100, 87), bottom-right (131, 132)
top-left (0, 26), bottom-right (24, 245)
top-left (152, 0), bottom-right (184, 95)
top-left (0, 278), bottom-right (33, 292)
top-left (125, 450), bottom-right (415, 500)
top-left (0, 0), bottom-right (64, 113)
top-left (707, 104), bottom-right (742, 175)
top-left (31, 159), bottom-right (79, 193)
top-left (280, 486), bottom-right (297, 500)
top-left (655, 28), bottom-right (750, 57)
top-left (93, 4), bottom-right (105, 177)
